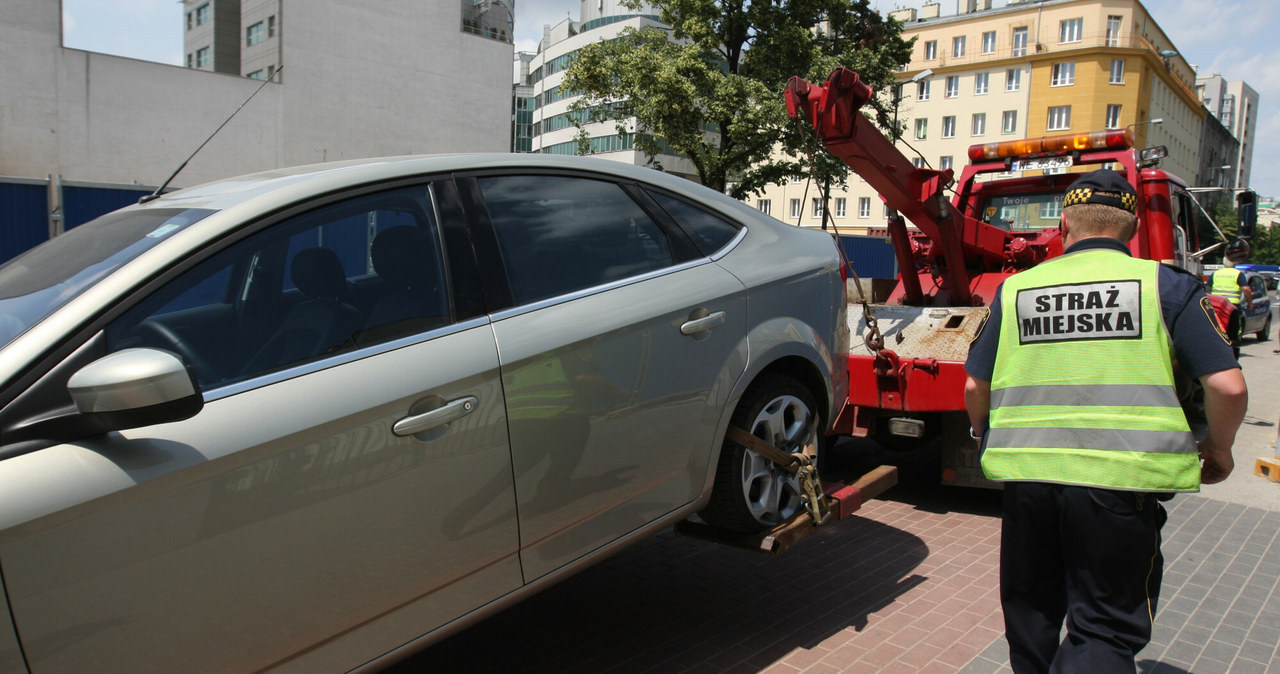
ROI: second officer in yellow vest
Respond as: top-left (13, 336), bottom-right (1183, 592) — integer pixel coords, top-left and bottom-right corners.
top-left (963, 169), bottom-right (1248, 674)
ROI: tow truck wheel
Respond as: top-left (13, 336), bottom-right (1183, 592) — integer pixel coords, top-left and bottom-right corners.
top-left (1257, 314), bottom-right (1271, 341)
top-left (701, 374), bottom-right (819, 533)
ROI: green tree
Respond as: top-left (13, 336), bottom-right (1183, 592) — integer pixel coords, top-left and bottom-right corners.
top-left (560, 0), bottom-right (913, 200)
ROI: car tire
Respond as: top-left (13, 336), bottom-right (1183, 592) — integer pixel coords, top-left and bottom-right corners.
top-left (700, 374), bottom-right (819, 533)
top-left (1258, 313), bottom-right (1272, 341)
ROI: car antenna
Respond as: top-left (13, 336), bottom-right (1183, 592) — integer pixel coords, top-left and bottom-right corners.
top-left (139, 65), bottom-right (284, 204)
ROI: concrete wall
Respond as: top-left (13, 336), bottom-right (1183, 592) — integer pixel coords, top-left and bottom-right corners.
top-left (0, 0), bottom-right (512, 189)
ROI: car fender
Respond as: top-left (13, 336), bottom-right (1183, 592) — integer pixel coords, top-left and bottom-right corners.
top-left (691, 316), bottom-right (841, 509)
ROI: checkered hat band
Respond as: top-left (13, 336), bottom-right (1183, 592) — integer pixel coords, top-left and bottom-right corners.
top-left (1062, 187), bottom-right (1137, 213)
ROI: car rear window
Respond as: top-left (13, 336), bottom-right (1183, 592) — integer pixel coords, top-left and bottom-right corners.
top-left (646, 191), bottom-right (741, 256)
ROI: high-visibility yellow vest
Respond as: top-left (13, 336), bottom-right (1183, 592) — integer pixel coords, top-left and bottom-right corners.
top-left (1209, 266), bottom-right (1243, 304)
top-left (981, 248), bottom-right (1200, 492)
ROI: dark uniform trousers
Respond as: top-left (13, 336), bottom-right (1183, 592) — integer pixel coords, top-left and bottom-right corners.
top-left (1001, 482), bottom-right (1168, 674)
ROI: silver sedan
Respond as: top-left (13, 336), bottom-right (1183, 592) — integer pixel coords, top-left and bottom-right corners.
top-left (0, 154), bottom-right (846, 673)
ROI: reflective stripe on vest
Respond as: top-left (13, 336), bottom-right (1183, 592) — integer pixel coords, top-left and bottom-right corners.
top-left (1209, 266), bottom-right (1243, 303)
top-left (981, 249), bottom-right (1200, 492)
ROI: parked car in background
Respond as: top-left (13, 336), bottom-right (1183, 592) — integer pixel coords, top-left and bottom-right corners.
top-left (1236, 263), bottom-right (1279, 290)
top-left (0, 154), bottom-right (846, 673)
top-left (1241, 271), bottom-right (1273, 340)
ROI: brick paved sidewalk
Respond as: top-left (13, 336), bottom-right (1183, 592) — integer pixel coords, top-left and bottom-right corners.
top-left (398, 487), bottom-right (1280, 673)
top-left (399, 491), bottom-right (1010, 673)
top-left (961, 496), bottom-right (1280, 674)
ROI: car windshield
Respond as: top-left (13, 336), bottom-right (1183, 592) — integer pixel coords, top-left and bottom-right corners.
top-left (979, 192), bottom-right (1065, 232)
top-left (0, 207), bottom-right (215, 349)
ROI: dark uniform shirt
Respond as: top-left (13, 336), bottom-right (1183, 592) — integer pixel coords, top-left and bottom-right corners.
top-left (965, 237), bottom-right (1239, 381)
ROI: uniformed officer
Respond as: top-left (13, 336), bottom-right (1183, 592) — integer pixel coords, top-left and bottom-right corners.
top-left (1209, 239), bottom-right (1254, 351)
top-left (963, 169), bottom-right (1248, 674)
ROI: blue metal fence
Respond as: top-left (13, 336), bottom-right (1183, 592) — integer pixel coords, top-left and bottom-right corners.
top-left (838, 234), bottom-right (898, 279)
top-left (63, 185), bottom-right (152, 231)
top-left (1, 179), bottom-right (159, 264)
top-left (0, 181), bottom-right (48, 263)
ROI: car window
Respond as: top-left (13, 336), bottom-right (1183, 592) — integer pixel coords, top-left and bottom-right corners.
top-left (646, 190), bottom-right (741, 256)
top-left (476, 175), bottom-right (674, 305)
top-left (0, 208), bottom-right (214, 350)
top-left (106, 184), bottom-right (450, 390)
top-left (1250, 276), bottom-right (1267, 296)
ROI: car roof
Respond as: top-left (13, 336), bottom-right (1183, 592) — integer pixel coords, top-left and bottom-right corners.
top-left (138, 154), bottom-right (718, 215)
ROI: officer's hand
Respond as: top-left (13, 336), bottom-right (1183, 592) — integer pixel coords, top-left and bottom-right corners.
top-left (1198, 437), bottom-right (1235, 484)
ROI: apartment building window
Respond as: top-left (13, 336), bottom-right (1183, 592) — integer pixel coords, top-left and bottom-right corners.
top-left (1106, 104), bottom-right (1122, 129)
top-left (812, 198), bottom-right (823, 218)
top-left (940, 156), bottom-right (953, 171)
top-left (186, 12), bottom-right (192, 31)
top-left (924, 40), bottom-right (937, 60)
top-left (1110, 59), bottom-right (1125, 84)
top-left (1060, 18), bottom-right (1083, 44)
top-left (757, 199), bottom-right (771, 215)
top-left (942, 115), bottom-right (956, 138)
top-left (186, 53), bottom-right (193, 67)
top-left (917, 79), bottom-right (931, 101)
top-left (972, 113), bottom-right (986, 136)
top-left (1012, 27), bottom-right (1028, 57)
top-left (835, 198), bottom-right (847, 218)
top-left (945, 76), bottom-right (959, 98)
top-left (1047, 105), bottom-right (1072, 131)
top-left (1002, 110), bottom-right (1017, 134)
top-left (790, 176), bottom-right (803, 184)
top-left (247, 69), bottom-right (265, 80)
top-left (789, 199), bottom-right (801, 219)
top-left (953, 36), bottom-right (966, 58)
top-left (975, 72), bottom-right (989, 95)
top-left (1051, 62), bottom-right (1075, 87)
top-left (1106, 15), bottom-right (1122, 47)
top-left (267, 65), bottom-right (276, 78)
top-left (1006, 68), bottom-right (1021, 91)
top-left (247, 22), bottom-right (265, 46)
top-left (268, 15), bottom-right (276, 37)
top-left (915, 118), bottom-right (928, 140)
top-left (912, 157), bottom-right (927, 169)
top-left (195, 46), bottom-right (210, 68)
top-left (195, 3), bottom-right (209, 26)
top-left (884, 204), bottom-right (892, 219)
top-left (1042, 199), bottom-right (1063, 218)
top-left (982, 31), bottom-right (996, 54)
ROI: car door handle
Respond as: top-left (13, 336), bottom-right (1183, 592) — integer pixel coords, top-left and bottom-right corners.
top-left (680, 310), bottom-right (727, 336)
top-left (393, 396), bottom-right (478, 437)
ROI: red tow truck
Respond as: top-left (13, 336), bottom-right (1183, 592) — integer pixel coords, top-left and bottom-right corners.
top-left (785, 67), bottom-right (1238, 486)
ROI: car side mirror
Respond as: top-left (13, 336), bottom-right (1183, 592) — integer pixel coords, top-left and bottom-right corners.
top-left (1236, 189), bottom-right (1257, 239)
top-left (68, 348), bottom-right (203, 432)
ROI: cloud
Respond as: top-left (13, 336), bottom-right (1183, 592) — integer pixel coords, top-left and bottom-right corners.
top-left (516, 0), bottom-right (580, 50)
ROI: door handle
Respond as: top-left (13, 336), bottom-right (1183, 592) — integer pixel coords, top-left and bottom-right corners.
top-left (393, 396), bottom-right (478, 437)
top-left (680, 310), bottom-right (727, 336)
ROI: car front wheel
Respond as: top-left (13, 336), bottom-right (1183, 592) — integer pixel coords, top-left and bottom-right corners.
top-left (1258, 313), bottom-right (1272, 341)
top-left (700, 374), bottom-right (820, 533)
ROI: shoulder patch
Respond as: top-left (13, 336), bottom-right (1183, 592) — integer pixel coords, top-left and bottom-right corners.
top-left (969, 307), bottom-right (990, 345)
top-left (1199, 295), bottom-right (1233, 345)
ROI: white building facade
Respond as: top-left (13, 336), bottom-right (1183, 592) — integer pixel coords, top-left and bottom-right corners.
top-left (1, 0), bottom-right (513, 189)
top-left (1197, 74), bottom-right (1260, 189)
top-left (525, 0), bottom-right (698, 179)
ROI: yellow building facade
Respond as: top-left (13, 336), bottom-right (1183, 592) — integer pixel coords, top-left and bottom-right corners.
top-left (749, 0), bottom-right (1204, 234)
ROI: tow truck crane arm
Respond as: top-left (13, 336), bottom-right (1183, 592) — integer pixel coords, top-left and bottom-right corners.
top-left (785, 68), bottom-right (1058, 307)
top-left (785, 68), bottom-right (972, 305)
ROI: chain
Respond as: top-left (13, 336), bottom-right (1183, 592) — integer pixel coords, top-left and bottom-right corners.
top-left (792, 111), bottom-right (885, 358)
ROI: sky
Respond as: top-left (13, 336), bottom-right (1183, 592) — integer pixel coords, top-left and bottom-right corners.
top-left (60, 0), bottom-right (1279, 196)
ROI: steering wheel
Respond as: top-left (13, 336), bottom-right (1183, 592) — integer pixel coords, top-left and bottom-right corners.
top-left (137, 320), bottom-right (218, 386)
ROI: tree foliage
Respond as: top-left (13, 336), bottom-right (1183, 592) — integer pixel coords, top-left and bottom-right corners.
top-left (1201, 196), bottom-right (1280, 265)
top-left (560, 0), bottom-right (913, 199)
